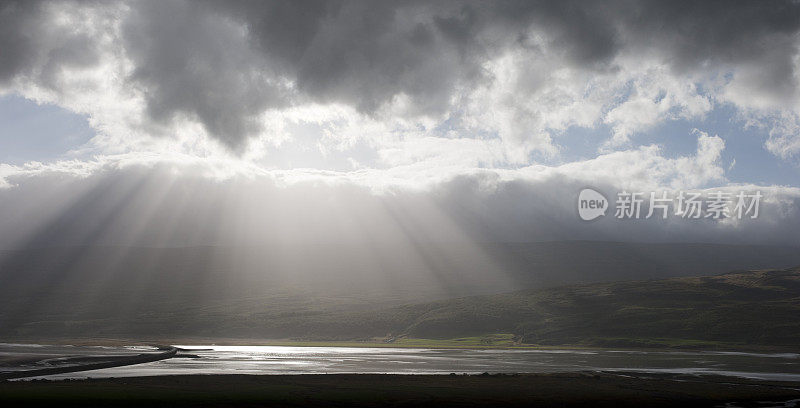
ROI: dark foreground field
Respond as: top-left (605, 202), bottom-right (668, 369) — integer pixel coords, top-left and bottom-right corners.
top-left (2, 373), bottom-right (800, 407)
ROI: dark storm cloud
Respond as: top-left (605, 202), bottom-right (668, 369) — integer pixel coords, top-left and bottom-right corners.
top-left (626, 0), bottom-right (800, 68)
top-left (2, 0), bottom-right (800, 148)
top-left (206, 0), bottom-right (624, 110)
top-left (621, 0), bottom-right (800, 102)
top-left (0, 0), bottom-right (102, 88)
top-left (122, 0), bottom-right (293, 149)
top-left (0, 0), bottom-right (40, 82)
top-left (203, 0), bottom-right (489, 113)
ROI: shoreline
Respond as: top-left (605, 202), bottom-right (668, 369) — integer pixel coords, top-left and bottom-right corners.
top-left (3, 337), bottom-right (797, 354)
top-left (0, 346), bottom-right (178, 380)
top-left (3, 341), bottom-right (798, 383)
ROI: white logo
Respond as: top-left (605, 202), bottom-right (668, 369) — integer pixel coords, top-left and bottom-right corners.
top-left (578, 188), bottom-right (608, 221)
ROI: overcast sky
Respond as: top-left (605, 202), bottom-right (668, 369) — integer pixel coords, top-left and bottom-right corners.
top-left (0, 0), bottom-right (799, 248)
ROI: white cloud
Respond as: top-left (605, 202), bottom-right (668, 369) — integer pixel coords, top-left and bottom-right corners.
top-left (602, 64), bottom-right (712, 147)
top-left (514, 129), bottom-right (726, 192)
top-left (0, 127), bottom-right (727, 196)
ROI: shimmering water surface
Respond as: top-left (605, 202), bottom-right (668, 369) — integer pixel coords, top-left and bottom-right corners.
top-left (2, 343), bottom-right (799, 381)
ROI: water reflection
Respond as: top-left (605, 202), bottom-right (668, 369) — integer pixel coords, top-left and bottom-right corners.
top-left (1, 343), bottom-right (798, 381)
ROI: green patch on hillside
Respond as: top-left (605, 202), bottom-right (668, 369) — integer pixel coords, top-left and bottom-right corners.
top-left (392, 333), bottom-right (519, 348)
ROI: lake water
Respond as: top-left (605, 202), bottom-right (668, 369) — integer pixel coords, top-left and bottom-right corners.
top-left (2, 343), bottom-right (800, 381)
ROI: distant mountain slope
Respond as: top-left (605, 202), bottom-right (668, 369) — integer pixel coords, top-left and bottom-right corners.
top-left (1, 242), bottom-right (800, 343)
top-left (352, 266), bottom-right (800, 348)
top-left (481, 241), bottom-right (800, 285)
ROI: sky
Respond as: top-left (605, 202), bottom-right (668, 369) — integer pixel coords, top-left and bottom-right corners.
top-left (0, 0), bottom-right (799, 248)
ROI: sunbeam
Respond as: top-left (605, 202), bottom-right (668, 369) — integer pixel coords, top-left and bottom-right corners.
top-left (2, 2), bottom-right (800, 406)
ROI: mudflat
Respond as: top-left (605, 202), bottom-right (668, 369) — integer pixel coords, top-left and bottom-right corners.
top-left (2, 372), bottom-right (799, 407)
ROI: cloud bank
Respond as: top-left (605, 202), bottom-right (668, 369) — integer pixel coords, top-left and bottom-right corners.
top-left (0, 139), bottom-right (797, 248)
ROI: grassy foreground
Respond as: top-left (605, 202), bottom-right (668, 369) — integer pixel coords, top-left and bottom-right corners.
top-left (2, 373), bottom-right (800, 407)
